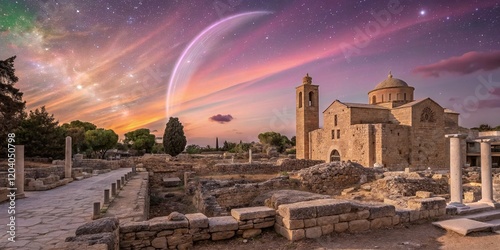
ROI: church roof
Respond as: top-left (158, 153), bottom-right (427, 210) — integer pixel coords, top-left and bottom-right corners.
top-left (342, 102), bottom-right (389, 109)
top-left (372, 72), bottom-right (411, 90)
top-left (323, 100), bottom-right (389, 113)
top-left (393, 98), bottom-right (443, 109)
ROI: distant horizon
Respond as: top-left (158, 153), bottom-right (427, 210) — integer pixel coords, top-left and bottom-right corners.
top-left (2, 0), bottom-right (499, 147)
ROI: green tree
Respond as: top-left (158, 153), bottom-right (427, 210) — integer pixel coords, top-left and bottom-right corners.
top-left (258, 131), bottom-right (291, 153)
top-left (163, 117), bottom-right (187, 156)
top-left (61, 120), bottom-right (97, 154)
top-left (290, 136), bottom-right (296, 146)
top-left (152, 143), bottom-right (164, 154)
top-left (16, 106), bottom-right (65, 158)
top-left (85, 128), bottom-right (118, 159)
top-left (495, 125), bottom-right (500, 131)
top-left (478, 124), bottom-right (492, 131)
top-left (186, 144), bottom-right (202, 154)
top-left (0, 56), bottom-right (26, 153)
top-left (124, 128), bottom-right (156, 154)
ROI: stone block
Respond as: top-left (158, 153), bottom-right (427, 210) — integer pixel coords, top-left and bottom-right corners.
top-left (192, 233), bottom-right (210, 241)
top-left (334, 222), bottom-right (348, 233)
top-left (321, 224), bottom-right (334, 235)
top-left (305, 226), bottom-right (322, 238)
top-left (254, 220), bottom-right (274, 229)
top-left (283, 228), bottom-right (305, 241)
top-left (416, 191), bottom-right (433, 198)
top-left (339, 212), bottom-right (358, 222)
top-left (157, 230), bottom-right (174, 237)
top-left (242, 229), bottom-right (262, 239)
top-left (275, 215), bottom-right (284, 226)
top-left (239, 223), bottom-right (254, 230)
top-left (368, 204), bottom-right (395, 219)
top-left (408, 197), bottom-right (446, 211)
top-left (167, 234), bottom-right (192, 246)
top-left (304, 218), bottom-right (317, 228)
top-left (149, 219), bottom-right (188, 231)
top-left (178, 242), bottom-right (193, 250)
top-left (231, 206), bottom-right (276, 221)
top-left (211, 231), bottom-right (235, 241)
top-left (438, 208), bottom-right (446, 216)
top-left (185, 213), bottom-right (208, 228)
top-left (163, 177), bottom-right (181, 187)
top-left (409, 210), bottom-right (420, 222)
top-left (370, 217), bottom-right (393, 230)
top-left (392, 215), bottom-right (400, 225)
top-left (151, 237), bottom-right (167, 249)
top-left (420, 210), bottom-right (429, 219)
top-left (283, 218), bottom-right (304, 229)
top-left (208, 216), bottom-right (238, 232)
top-left (315, 199), bottom-right (351, 217)
top-left (316, 215), bottom-right (339, 226)
top-left (357, 210), bottom-right (370, 220)
top-left (348, 220), bottom-right (370, 232)
top-left (76, 217), bottom-right (119, 235)
top-left (278, 203), bottom-right (316, 220)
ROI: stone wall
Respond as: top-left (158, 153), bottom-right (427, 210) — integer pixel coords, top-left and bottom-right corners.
top-left (274, 197), bottom-right (447, 241)
top-left (119, 207), bottom-right (276, 249)
top-left (295, 161), bottom-right (381, 195)
top-left (370, 172), bottom-right (449, 198)
top-left (196, 159), bottom-right (323, 176)
top-left (192, 177), bottom-right (300, 217)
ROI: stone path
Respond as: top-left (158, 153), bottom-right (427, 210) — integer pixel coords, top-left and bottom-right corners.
top-left (0, 168), bottom-right (131, 249)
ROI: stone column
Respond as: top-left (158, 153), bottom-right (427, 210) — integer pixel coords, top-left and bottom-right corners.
top-left (15, 145), bottom-right (25, 198)
top-left (104, 189), bottom-right (110, 204)
top-left (65, 136), bottom-right (72, 179)
top-left (445, 134), bottom-right (468, 207)
top-left (249, 149), bottom-right (252, 163)
top-left (478, 139), bottom-right (497, 205)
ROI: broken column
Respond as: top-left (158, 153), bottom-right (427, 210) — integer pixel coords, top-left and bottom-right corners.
top-left (249, 149), bottom-right (252, 163)
top-left (15, 145), bottom-right (25, 198)
top-left (445, 134), bottom-right (467, 207)
top-left (65, 136), bottom-right (72, 179)
top-left (478, 139), bottom-right (497, 206)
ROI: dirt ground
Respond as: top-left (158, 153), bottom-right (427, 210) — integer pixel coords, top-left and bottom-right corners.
top-left (194, 223), bottom-right (500, 250)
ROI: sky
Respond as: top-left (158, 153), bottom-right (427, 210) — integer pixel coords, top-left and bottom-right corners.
top-left (1, 0), bottom-right (499, 146)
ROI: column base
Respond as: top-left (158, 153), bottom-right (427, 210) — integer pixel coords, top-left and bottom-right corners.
top-left (448, 202), bottom-right (469, 208)
top-left (15, 193), bottom-right (26, 199)
top-left (478, 199), bottom-right (499, 208)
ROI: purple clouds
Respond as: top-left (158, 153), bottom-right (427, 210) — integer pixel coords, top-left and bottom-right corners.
top-left (209, 114), bottom-right (234, 124)
top-left (413, 51), bottom-right (500, 77)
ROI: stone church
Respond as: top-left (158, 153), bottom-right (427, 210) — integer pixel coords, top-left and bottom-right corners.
top-left (295, 73), bottom-right (461, 170)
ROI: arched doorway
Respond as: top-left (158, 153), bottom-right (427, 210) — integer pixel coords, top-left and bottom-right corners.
top-left (330, 150), bottom-right (340, 162)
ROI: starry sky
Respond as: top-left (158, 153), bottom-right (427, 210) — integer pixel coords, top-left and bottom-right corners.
top-left (1, 0), bottom-right (500, 146)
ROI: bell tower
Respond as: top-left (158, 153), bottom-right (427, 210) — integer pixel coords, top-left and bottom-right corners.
top-left (296, 73), bottom-right (319, 159)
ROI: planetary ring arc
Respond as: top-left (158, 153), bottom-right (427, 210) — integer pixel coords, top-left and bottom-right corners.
top-left (166, 11), bottom-right (272, 118)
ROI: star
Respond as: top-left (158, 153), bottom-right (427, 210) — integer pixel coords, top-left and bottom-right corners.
top-left (419, 10), bottom-right (426, 16)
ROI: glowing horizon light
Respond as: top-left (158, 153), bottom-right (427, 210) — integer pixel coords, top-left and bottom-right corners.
top-left (76, 85), bottom-right (83, 90)
top-left (420, 10), bottom-right (426, 16)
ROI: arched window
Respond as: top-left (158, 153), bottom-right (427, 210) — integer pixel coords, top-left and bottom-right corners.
top-left (372, 95), bottom-right (376, 104)
top-left (404, 93), bottom-right (407, 101)
top-left (330, 150), bottom-right (341, 162)
top-left (389, 93), bottom-right (392, 101)
top-left (381, 95), bottom-right (384, 102)
top-left (299, 92), bottom-right (303, 108)
top-left (308, 91), bottom-right (314, 106)
top-left (334, 115), bottom-right (338, 126)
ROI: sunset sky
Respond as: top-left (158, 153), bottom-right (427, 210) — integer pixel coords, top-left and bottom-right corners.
top-left (1, 0), bottom-right (499, 146)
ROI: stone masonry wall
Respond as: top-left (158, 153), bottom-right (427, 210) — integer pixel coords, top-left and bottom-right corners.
top-left (274, 197), bottom-right (447, 241)
top-left (196, 159), bottom-right (323, 176)
top-left (192, 177), bottom-right (300, 217)
top-left (119, 207), bottom-right (276, 249)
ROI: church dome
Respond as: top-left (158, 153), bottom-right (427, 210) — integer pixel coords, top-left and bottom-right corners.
top-left (373, 72), bottom-right (409, 90)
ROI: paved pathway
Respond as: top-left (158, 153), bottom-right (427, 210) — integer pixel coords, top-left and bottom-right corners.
top-left (0, 168), bottom-right (131, 249)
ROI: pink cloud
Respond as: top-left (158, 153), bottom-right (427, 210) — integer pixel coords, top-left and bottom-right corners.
top-left (490, 88), bottom-right (500, 96)
top-left (478, 100), bottom-right (500, 109)
top-left (413, 51), bottom-right (500, 77)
